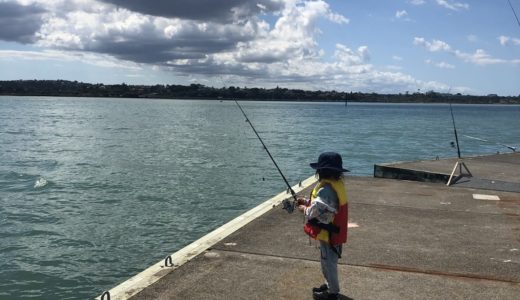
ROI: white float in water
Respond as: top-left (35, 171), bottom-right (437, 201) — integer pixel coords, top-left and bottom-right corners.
top-left (34, 177), bottom-right (48, 188)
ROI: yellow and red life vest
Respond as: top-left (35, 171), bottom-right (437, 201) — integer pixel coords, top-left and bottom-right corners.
top-left (303, 178), bottom-right (348, 246)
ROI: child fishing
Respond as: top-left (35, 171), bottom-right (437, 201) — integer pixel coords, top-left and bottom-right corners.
top-left (298, 152), bottom-right (349, 300)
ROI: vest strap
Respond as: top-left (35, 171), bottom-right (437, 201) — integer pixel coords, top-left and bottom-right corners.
top-left (330, 244), bottom-right (342, 259)
top-left (308, 218), bottom-right (340, 234)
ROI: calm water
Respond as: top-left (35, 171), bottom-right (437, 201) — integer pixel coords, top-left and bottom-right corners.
top-left (1, 96), bottom-right (519, 299)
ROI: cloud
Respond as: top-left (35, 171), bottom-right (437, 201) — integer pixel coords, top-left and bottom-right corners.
top-left (352, 70), bottom-right (454, 94)
top-left (467, 34), bottom-right (478, 43)
top-left (254, 42), bottom-right (454, 94)
top-left (415, 37), bottom-right (519, 66)
top-left (425, 59), bottom-right (455, 69)
top-left (413, 37), bottom-right (451, 52)
top-left (334, 44), bottom-right (370, 66)
top-left (29, 0), bottom-right (356, 89)
top-left (97, 0), bottom-right (284, 22)
top-left (0, 49), bottom-right (141, 70)
top-left (28, 0), bottom-right (348, 69)
top-left (436, 61), bottom-right (455, 69)
top-left (386, 65), bottom-right (403, 71)
top-left (498, 36), bottom-right (509, 46)
top-left (0, 1), bottom-right (46, 43)
top-left (436, 0), bottom-right (469, 11)
top-left (454, 49), bottom-right (509, 65)
top-left (0, 0), bottom-right (460, 93)
top-left (498, 35), bottom-right (520, 46)
top-left (212, 0), bottom-right (349, 70)
top-left (34, 4), bottom-right (265, 64)
top-left (395, 10), bottom-right (408, 19)
top-left (408, 0), bottom-right (426, 5)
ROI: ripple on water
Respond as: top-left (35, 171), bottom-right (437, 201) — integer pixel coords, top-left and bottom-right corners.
top-left (136, 194), bottom-right (166, 203)
top-left (0, 171), bottom-right (53, 192)
top-left (75, 162), bottom-right (103, 168)
top-left (1, 229), bottom-right (62, 238)
top-left (4, 211), bottom-right (61, 225)
top-left (55, 238), bottom-right (95, 248)
top-left (0, 270), bottom-right (88, 299)
top-left (13, 159), bottom-right (59, 170)
top-left (0, 245), bottom-right (26, 253)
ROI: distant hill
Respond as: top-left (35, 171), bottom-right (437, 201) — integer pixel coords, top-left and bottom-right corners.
top-left (1, 80), bottom-right (519, 104)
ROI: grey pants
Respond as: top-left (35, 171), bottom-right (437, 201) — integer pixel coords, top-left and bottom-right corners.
top-left (319, 241), bottom-right (341, 294)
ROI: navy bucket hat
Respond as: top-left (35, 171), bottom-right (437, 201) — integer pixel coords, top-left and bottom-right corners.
top-left (310, 152), bottom-right (349, 172)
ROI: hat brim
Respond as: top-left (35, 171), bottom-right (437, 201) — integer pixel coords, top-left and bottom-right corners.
top-left (310, 162), bottom-right (350, 172)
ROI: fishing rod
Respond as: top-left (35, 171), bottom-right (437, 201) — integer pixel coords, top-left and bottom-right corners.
top-left (234, 101), bottom-right (298, 213)
top-left (508, 0), bottom-right (520, 29)
top-left (449, 103), bottom-right (462, 158)
top-left (446, 103), bottom-right (473, 186)
top-left (463, 135), bottom-right (517, 152)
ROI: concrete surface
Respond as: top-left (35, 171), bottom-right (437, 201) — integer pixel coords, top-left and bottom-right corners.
top-left (102, 153), bottom-right (520, 300)
top-left (374, 152), bottom-right (520, 192)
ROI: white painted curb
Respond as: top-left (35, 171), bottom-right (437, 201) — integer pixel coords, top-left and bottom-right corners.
top-left (96, 175), bottom-right (316, 300)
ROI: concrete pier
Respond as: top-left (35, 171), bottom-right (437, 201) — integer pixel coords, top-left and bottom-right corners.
top-left (98, 153), bottom-right (520, 300)
top-left (374, 152), bottom-right (520, 192)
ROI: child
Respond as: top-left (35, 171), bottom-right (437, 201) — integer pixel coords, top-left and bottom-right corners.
top-left (298, 152), bottom-right (349, 300)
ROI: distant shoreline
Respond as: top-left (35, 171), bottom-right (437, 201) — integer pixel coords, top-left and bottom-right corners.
top-left (1, 80), bottom-right (519, 104)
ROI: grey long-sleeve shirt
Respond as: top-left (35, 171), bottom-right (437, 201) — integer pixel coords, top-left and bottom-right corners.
top-left (304, 184), bottom-right (338, 224)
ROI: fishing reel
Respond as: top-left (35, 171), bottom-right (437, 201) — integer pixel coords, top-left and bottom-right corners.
top-left (281, 198), bottom-right (295, 213)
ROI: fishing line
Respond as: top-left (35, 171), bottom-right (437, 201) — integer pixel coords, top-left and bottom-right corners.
top-left (234, 101), bottom-right (298, 213)
top-left (463, 134), bottom-right (517, 152)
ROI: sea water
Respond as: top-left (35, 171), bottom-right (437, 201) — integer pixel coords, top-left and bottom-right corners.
top-left (0, 96), bottom-right (519, 299)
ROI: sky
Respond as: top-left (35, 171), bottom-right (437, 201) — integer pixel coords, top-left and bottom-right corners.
top-left (0, 0), bottom-right (519, 96)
